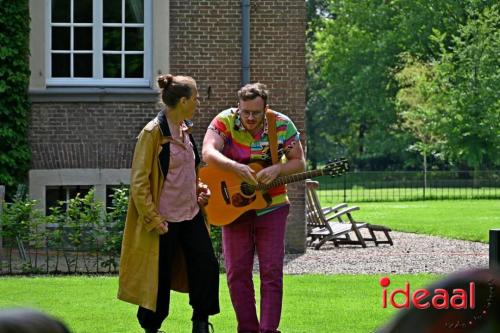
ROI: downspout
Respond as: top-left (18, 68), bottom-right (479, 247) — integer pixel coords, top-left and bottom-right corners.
top-left (241, 0), bottom-right (250, 85)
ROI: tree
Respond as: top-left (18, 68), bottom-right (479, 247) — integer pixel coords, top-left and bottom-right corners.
top-left (308, 1), bottom-right (402, 169)
top-left (395, 54), bottom-right (444, 187)
top-left (432, 5), bottom-right (500, 173)
top-left (306, 0), bottom-right (497, 170)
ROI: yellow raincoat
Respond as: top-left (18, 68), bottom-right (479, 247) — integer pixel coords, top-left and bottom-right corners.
top-left (117, 113), bottom-right (198, 311)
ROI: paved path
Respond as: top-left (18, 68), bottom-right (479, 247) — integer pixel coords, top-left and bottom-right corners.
top-left (276, 231), bottom-right (488, 274)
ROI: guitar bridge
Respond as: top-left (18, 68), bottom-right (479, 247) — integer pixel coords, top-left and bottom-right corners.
top-left (221, 181), bottom-right (230, 204)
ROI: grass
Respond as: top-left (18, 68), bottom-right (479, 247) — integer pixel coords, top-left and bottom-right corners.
top-left (0, 274), bottom-right (440, 333)
top-left (320, 199), bottom-right (500, 243)
top-left (1, 200), bottom-right (494, 331)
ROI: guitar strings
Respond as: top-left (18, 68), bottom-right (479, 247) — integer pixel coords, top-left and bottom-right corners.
top-left (209, 166), bottom-right (347, 192)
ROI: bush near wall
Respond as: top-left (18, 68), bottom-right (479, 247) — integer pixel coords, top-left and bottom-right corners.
top-left (0, 187), bottom-right (224, 274)
top-left (0, 1), bottom-right (31, 195)
top-left (0, 188), bottom-right (124, 274)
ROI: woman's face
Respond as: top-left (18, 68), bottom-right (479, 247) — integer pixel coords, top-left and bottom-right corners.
top-left (182, 86), bottom-right (199, 120)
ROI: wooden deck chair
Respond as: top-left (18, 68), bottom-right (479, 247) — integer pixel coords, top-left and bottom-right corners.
top-left (306, 197), bottom-right (352, 249)
top-left (306, 180), bottom-right (369, 249)
top-left (306, 180), bottom-right (393, 249)
top-left (320, 200), bottom-right (394, 247)
top-left (326, 207), bottom-right (394, 247)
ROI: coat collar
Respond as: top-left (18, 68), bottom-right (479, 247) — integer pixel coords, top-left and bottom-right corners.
top-left (157, 110), bottom-right (193, 136)
top-left (157, 110), bottom-right (171, 137)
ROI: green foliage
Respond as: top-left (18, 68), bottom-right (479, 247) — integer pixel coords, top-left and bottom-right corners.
top-left (46, 188), bottom-right (129, 273)
top-left (209, 225), bottom-right (224, 271)
top-left (0, 190), bottom-right (43, 272)
top-left (100, 186), bottom-right (128, 272)
top-left (393, 5), bottom-right (500, 172)
top-left (31, 189), bottom-right (104, 273)
top-left (395, 55), bottom-right (443, 154)
top-left (0, 1), bottom-right (31, 189)
top-left (394, 54), bottom-right (445, 182)
top-left (431, 5), bottom-right (500, 170)
top-left (65, 188), bottom-right (102, 251)
top-left (307, 1), bottom-right (414, 168)
top-left (306, 0), bottom-right (498, 170)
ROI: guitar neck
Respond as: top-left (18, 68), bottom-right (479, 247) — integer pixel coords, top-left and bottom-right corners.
top-left (256, 169), bottom-right (326, 191)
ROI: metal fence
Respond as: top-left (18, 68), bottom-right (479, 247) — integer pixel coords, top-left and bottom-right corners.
top-left (0, 226), bottom-right (122, 275)
top-left (315, 170), bottom-right (500, 203)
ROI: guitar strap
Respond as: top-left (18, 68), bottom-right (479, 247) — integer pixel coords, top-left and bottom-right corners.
top-left (265, 110), bottom-right (279, 165)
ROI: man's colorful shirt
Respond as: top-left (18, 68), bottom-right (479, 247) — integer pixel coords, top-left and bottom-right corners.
top-left (208, 108), bottom-right (300, 214)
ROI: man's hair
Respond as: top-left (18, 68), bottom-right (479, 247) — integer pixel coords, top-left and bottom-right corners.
top-left (237, 83), bottom-right (268, 105)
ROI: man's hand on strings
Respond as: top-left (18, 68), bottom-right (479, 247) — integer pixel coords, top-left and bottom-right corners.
top-left (232, 162), bottom-right (258, 185)
top-left (256, 164), bottom-right (282, 185)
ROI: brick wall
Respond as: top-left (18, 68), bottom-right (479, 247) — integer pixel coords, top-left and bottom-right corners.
top-left (170, 0), bottom-right (306, 253)
top-left (29, 102), bottom-right (159, 169)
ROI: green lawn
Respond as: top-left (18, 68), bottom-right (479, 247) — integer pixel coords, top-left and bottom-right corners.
top-left (320, 199), bottom-right (500, 243)
top-left (0, 275), bottom-right (440, 333)
top-left (1, 200), bottom-right (495, 332)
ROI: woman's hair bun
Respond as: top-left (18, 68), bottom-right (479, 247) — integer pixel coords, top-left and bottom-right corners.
top-left (158, 74), bottom-right (174, 89)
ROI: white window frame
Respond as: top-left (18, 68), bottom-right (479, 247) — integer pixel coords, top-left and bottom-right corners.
top-left (45, 0), bottom-right (152, 87)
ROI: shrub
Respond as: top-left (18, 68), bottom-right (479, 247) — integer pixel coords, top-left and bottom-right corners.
top-left (0, 1), bottom-right (31, 194)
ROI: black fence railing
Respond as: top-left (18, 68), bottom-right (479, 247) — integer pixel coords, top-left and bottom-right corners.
top-left (314, 170), bottom-right (500, 203)
top-left (0, 226), bottom-right (122, 275)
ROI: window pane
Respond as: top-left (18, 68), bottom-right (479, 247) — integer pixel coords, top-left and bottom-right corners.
top-left (52, 53), bottom-right (70, 77)
top-left (52, 27), bottom-right (70, 50)
top-left (104, 54), bottom-right (122, 78)
top-left (103, 27), bottom-right (122, 51)
top-left (68, 186), bottom-right (91, 199)
top-left (125, 54), bottom-right (143, 78)
top-left (125, 28), bottom-right (143, 51)
top-left (52, 0), bottom-right (70, 23)
top-left (103, 0), bottom-right (122, 23)
top-left (74, 0), bottom-right (93, 23)
top-left (125, 0), bottom-right (144, 23)
top-left (74, 54), bottom-right (93, 77)
top-left (46, 186), bottom-right (66, 215)
top-left (74, 27), bottom-right (93, 50)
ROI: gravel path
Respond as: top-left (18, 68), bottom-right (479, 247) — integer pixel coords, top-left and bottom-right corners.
top-left (276, 231), bottom-right (488, 275)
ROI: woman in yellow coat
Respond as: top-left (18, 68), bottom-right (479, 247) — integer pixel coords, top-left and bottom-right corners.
top-left (118, 74), bottom-right (220, 333)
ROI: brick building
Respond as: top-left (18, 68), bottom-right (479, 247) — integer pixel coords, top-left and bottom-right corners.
top-left (28, 0), bottom-right (306, 253)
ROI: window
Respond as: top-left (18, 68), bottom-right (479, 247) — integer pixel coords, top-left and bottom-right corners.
top-left (46, 185), bottom-right (92, 215)
top-left (46, 0), bottom-right (151, 86)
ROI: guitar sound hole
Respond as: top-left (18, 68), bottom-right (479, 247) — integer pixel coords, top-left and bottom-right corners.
top-left (240, 183), bottom-right (255, 196)
top-left (231, 193), bottom-right (256, 207)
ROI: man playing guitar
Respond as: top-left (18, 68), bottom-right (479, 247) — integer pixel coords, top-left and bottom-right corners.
top-left (202, 83), bottom-right (305, 333)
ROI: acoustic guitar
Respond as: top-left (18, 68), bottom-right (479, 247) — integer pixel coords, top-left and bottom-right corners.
top-left (198, 158), bottom-right (349, 226)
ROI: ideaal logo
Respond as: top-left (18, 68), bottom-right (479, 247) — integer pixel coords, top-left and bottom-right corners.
top-left (379, 276), bottom-right (475, 310)
top-left (379, 275), bottom-right (496, 329)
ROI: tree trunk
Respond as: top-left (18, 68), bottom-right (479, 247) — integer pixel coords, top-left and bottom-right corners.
top-left (473, 164), bottom-right (480, 188)
top-left (358, 124), bottom-right (366, 155)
